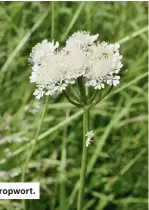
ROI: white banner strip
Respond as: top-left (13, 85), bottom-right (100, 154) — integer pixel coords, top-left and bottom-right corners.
top-left (0, 183), bottom-right (40, 199)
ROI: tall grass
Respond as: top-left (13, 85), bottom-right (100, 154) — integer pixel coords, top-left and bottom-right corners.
top-left (0, 2), bottom-right (148, 210)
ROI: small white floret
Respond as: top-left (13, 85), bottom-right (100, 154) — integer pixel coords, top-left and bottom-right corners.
top-left (65, 31), bottom-right (99, 52)
top-left (85, 131), bottom-right (94, 147)
top-left (33, 88), bottom-right (45, 100)
top-left (30, 40), bottom-right (59, 65)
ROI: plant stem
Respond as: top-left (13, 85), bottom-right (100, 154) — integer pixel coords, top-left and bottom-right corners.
top-left (77, 107), bottom-right (90, 210)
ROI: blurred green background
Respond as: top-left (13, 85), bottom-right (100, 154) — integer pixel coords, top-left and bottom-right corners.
top-left (0, 1), bottom-right (148, 210)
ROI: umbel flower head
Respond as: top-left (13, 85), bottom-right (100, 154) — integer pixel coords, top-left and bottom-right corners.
top-left (29, 31), bottom-right (123, 105)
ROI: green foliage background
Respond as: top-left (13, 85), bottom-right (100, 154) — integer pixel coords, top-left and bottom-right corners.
top-left (0, 1), bottom-right (148, 210)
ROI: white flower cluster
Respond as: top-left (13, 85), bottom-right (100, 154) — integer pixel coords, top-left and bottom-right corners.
top-left (85, 131), bottom-right (94, 147)
top-left (29, 31), bottom-right (123, 100)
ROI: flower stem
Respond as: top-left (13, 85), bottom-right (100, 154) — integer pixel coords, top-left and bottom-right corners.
top-left (77, 107), bottom-right (90, 210)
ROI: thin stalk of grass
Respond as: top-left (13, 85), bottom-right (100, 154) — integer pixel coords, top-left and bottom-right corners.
top-left (59, 111), bottom-right (69, 210)
top-left (21, 96), bottom-right (49, 209)
top-left (60, 2), bottom-right (85, 42)
top-left (21, 96), bottom-right (49, 180)
top-left (77, 107), bottom-right (90, 210)
top-left (51, 1), bottom-right (55, 40)
top-left (0, 11), bottom-right (48, 83)
top-left (117, 25), bottom-right (148, 44)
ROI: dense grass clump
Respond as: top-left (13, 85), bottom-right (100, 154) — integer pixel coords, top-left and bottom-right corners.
top-left (0, 2), bottom-right (148, 210)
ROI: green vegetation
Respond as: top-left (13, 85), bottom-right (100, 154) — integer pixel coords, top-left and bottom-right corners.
top-left (0, 1), bottom-right (148, 210)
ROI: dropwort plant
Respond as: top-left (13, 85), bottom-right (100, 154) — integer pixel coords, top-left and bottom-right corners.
top-left (29, 31), bottom-right (123, 210)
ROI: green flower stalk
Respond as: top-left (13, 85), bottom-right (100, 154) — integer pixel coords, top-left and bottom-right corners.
top-left (29, 31), bottom-right (123, 209)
